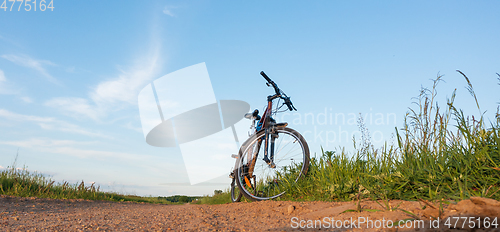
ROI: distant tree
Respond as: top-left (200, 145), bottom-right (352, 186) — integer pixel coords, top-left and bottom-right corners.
top-left (214, 190), bottom-right (223, 195)
top-left (178, 195), bottom-right (189, 203)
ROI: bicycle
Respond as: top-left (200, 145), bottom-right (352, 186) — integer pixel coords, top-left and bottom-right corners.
top-left (229, 71), bottom-right (310, 202)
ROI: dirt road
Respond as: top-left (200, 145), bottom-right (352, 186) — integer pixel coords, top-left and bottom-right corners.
top-left (1, 194), bottom-right (499, 231)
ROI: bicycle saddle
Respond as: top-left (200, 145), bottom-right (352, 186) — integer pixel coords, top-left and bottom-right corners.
top-left (244, 109), bottom-right (260, 120)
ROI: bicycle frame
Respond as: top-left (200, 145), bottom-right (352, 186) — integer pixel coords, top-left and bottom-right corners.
top-left (246, 93), bottom-right (284, 178)
top-left (259, 100), bottom-right (273, 130)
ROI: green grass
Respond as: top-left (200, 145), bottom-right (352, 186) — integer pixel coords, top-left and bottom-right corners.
top-left (191, 189), bottom-right (252, 204)
top-left (0, 158), bottom-right (215, 204)
top-left (0, 161), bottom-right (190, 204)
top-left (277, 72), bottom-right (500, 202)
top-left (194, 190), bottom-right (232, 205)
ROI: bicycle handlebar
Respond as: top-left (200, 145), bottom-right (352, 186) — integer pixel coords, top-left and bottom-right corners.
top-left (260, 71), bottom-right (280, 95)
top-left (260, 71), bottom-right (272, 83)
top-left (260, 71), bottom-right (296, 111)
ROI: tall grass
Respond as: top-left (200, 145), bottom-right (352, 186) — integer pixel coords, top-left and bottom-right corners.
top-left (0, 158), bottom-right (176, 204)
top-left (279, 72), bottom-right (500, 202)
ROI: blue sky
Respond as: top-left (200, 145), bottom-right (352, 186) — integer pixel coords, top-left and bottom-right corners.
top-left (0, 1), bottom-right (499, 196)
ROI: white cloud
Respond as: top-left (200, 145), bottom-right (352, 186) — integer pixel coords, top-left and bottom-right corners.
top-left (0, 69), bottom-right (7, 94)
top-left (66, 66), bottom-right (76, 73)
top-left (0, 138), bottom-right (145, 160)
top-left (20, 96), bottom-right (33, 103)
top-left (0, 109), bottom-right (52, 122)
top-left (0, 69), bottom-right (25, 95)
top-left (45, 38), bottom-right (162, 121)
top-left (1, 54), bottom-right (59, 85)
top-left (48, 146), bottom-right (141, 159)
top-left (162, 6), bottom-right (176, 17)
top-left (0, 138), bottom-right (95, 148)
top-left (122, 121), bottom-right (143, 133)
top-left (0, 69), bottom-right (16, 95)
top-left (45, 97), bottom-right (104, 121)
top-left (91, 44), bottom-right (161, 106)
top-left (0, 109), bottom-right (111, 139)
top-left (0, 69), bottom-right (5, 82)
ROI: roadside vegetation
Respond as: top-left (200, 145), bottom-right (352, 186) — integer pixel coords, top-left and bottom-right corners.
top-left (278, 71), bottom-right (500, 202)
top-left (0, 158), bottom-right (200, 204)
top-left (191, 190), bottom-right (236, 205)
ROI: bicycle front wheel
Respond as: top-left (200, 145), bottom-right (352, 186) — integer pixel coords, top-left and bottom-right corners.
top-left (235, 127), bottom-right (309, 201)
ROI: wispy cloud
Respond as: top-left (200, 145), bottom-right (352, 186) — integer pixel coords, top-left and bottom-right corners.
top-left (0, 69), bottom-right (7, 94)
top-left (122, 121), bottom-right (143, 133)
top-left (48, 146), bottom-right (142, 159)
top-left (0, 138), bottom-right (145, 160)
top-left (162, 6), bottom-right (177, 17)
top-left (1, 54), bottom-right (59, 85)
top-left (0, 69), bottom-right (32, 98)
top-left (0, 108), bottom-right (57, 123)
top-left (20, 96), bottom-right (33, 103)
top-left (0, 69), bottom-right (17, 95)
top-left (0, 69), bottom-right (5, 82)
top-left (0, 109), bottom-right (111, 139)
top-left (0, 138), bottom-right (95, 148)
top-left (45, 37), bottom-right (162, 121)
top-left (91, 48), bottom-right (161, 106)
top-left (45, 97), bottom-right (104, 121)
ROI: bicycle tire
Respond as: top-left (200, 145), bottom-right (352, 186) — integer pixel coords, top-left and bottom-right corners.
top-left (235, 127), bottom-right (309, 201)
top-left (230, 179), bottom-right (242, 202)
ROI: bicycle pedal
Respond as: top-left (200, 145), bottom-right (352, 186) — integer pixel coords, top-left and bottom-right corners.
top-left (231, 154), bottom-right (238, 158)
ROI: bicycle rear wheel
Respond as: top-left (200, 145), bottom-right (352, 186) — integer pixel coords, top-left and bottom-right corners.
top-left (230, 179), bottom-right (242, 202)
top-left (235, 127), bottom-right (309, 201)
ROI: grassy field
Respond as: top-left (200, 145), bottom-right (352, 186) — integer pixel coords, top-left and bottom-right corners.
top-left (2, 72), bottom-right (499, 205)
top-left (0, 159), bottom-right (200, 204)
top-left (276, 72), bottom-right (500, 203)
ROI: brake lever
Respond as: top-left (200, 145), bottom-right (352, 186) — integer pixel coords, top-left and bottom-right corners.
top-left (266, 83), bottom-right (270, 87)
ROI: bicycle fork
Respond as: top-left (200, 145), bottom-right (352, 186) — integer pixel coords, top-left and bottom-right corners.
top-left (263, 128), bottom-right (277, 168)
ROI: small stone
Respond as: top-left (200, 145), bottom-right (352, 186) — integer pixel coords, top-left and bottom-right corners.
top-left (287, 205), bottom-right (295, 214)
top-left (470, 197), bottom-right (500, 207)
